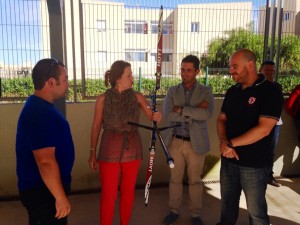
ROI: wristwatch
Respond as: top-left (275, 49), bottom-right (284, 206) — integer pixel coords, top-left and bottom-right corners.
top-left (227, 139), bottom-right (234, 148)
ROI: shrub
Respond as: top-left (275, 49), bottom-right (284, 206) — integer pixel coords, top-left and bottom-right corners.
top-left (1, 75), bottom-right (299, 102)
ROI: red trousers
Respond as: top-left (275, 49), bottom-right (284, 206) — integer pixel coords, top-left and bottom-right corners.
top-left (98, 160), bottom-right (141, 225)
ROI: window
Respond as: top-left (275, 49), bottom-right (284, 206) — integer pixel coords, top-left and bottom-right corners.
top-left (150, 53), bottom-right (172, 62)
top-left (96, 20), bottom-right (106, 32)
top-left (151, 21), bottom-right (173, 35)
top-left (284, 12), bottom-right (290, 21)
top-left (125, 49), bottom-right (147, 62)
top-left (98, 51), bottom-right (107, 62)
top-left (125, 21), bottom-right (147, 34)
top-left (191, 22), bottom-right (199, 32)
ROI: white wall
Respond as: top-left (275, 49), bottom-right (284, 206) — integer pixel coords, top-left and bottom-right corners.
top-left (0, 99), bottom-right (299, 197)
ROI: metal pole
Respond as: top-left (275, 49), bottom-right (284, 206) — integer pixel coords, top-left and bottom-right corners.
top-left (275, 0), bottom-right (284, 81)
top-left (70, 0), bottom-right (77, 102)
top-left (78, 1), bottom-right (87, 99)
top-left (205, 66), bottom-right (208, 86)
top-left (46, 0), bottom-right (66, 116)
top-left (270, 0), bottom-right (278, 60)
top-left (263, 0), bottom-right (271, 61)
top-left (139, 67), bottom-right (142, 92)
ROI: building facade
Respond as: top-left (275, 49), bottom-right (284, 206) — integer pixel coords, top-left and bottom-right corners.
top-left (258, 0), bottom-right (300, 36)
top-left (42, 0), bottom-right (253, 80)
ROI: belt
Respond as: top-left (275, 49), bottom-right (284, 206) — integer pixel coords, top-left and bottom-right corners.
top-left (174, 135), bottom-right (190, 142)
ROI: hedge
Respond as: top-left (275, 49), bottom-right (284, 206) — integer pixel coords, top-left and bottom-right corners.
top-left (1, 75), bottom-right (299, 102)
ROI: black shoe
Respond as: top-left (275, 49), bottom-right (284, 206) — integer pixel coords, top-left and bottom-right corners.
top-left (268, 176), bottom-right (281, 187)
top-left (163, 212), bottom-right (179, 225)
top-left (192, 216), bottom-right (204, 225)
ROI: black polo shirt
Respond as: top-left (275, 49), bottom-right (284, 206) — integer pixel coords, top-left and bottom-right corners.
top-left (221, 74), bottom-right (284, 168)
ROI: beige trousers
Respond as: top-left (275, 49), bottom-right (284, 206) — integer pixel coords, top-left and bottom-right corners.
top-left (168, 137), bottom-right (206, 217)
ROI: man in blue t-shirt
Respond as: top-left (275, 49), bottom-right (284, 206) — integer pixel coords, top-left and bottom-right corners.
top-left (216, 49), bottom-right (283, 225)
top-left (16, 58), bottom-right (75, 225)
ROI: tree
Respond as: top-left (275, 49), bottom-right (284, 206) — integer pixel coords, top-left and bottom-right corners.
top-left (201, 27), bottom-right (300, 74)
top-left (279, 35), bottom-right (300, 73)
top-left (201, 27), bottom-right (264, 69)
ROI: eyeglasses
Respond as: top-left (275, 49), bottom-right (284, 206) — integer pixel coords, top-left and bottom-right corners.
top-left (46, 58), bottom-right (59, 78)
top-left (50, 58), bottom-right (59, 66)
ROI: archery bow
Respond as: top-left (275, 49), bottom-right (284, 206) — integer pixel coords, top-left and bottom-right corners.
top-left (144, 5), bottom-right (175, 207)
top-left (127, 5), bottom-right (176, 207)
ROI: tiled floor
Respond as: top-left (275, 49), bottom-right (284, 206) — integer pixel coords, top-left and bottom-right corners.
top-left (1, 177), bottom-right (299, 225)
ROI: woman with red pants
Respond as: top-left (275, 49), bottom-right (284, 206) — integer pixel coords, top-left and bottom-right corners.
top-left (89, 60), bottom-right (162, 225)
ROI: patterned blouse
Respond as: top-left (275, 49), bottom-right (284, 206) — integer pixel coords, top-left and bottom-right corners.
top-left (98, 88), bottom-right (143, 162)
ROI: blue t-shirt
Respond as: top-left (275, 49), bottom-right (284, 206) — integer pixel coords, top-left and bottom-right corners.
top-left (16, 95), bottom-right (75, 191)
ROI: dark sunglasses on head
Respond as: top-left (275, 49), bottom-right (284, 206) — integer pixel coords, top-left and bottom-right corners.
top-left (47, 58), bottom-right (60, 78)
top-left (50, 58), bottom-right (59, 66)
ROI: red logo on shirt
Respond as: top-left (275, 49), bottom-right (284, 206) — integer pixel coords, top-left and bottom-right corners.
top-left (248, 97), bottom-right (256, 104)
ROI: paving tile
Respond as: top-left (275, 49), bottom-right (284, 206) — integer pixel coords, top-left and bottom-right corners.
top-left (0, 177), bottom-right (299, 225)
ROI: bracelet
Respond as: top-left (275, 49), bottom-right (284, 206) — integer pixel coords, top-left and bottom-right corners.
top-left (227, 139), bottom-right (234, 148)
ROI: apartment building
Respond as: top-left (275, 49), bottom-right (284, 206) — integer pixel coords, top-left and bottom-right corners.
top-left (41, 0), bottom-right (252, 79)
top-left (258, 0), bottom-right (300, 35)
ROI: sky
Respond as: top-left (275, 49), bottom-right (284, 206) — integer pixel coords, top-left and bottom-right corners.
top-left (108, 0), bottom-right (264, 9)
top-left (0, 0), bottom-right (268, 67)
top-left (0, 0), bottom-right (43, 67)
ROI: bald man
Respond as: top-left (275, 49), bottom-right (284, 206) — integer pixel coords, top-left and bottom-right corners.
top-left (216, 49), bottom-right (284, 225)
